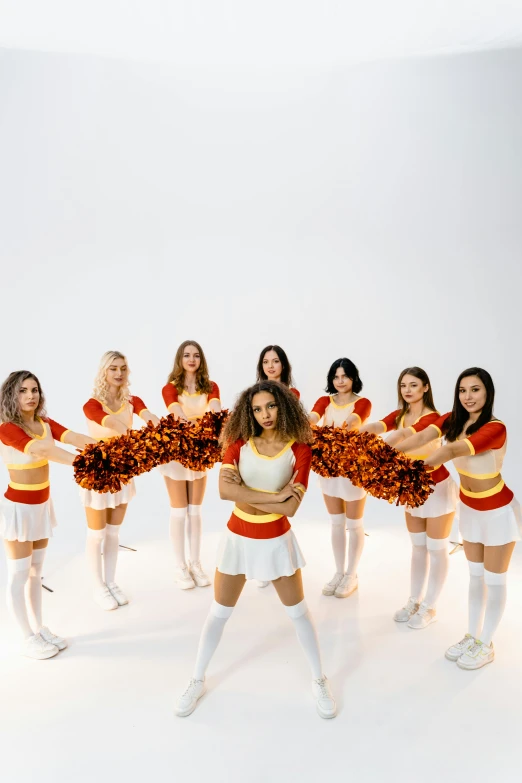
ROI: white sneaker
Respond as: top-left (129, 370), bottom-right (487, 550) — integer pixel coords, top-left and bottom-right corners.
top-left (39, 626), bottom-right (67, 651)
top-left (394, 597), bottom-right (420, 623)
top-left (174, 565), bottom-right (196, 590)
top-left (175, 678), bottom-right (206, 717)
top-left (22, 633), bottom-right (59, 660)
top-left (334, 573), bottom-right (358, 599)
top-left (312, 676), bottom-right (337, 719)
top-left (94, 585), bottom-right (119, 611)
top-left (256, 581), bottom-right (269, 588)
top-left (189, 561), bottom-right (211, 588)
top-left (457, 640), bottom-right (495, 670)
top-left (445, 633), bottom-right (475, 661)
top-left (107, 582), bottom-right (129, 606)
top-left (407, 601), bottom-right (437, 629)
top-left (322, 572), bottom-right (344, 596)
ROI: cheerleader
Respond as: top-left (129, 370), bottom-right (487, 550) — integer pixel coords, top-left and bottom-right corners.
top-left (175, 382), bottom-right (336, 719)
top-left (82, 351), bottom-right (159, 611)
top-left (0, 371), bottom-right (95, 658)
top-left (256, 344), bottom-right (300, 399)
top-left (396, 368), bottom-right (520, 669)
top-left (310, 358), bottom-right (371, 599)
top-left (361, 367), bottom-right (457, 628)
top-left (160, 341), bottom-right (221, 590)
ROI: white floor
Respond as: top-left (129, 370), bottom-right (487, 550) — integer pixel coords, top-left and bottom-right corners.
top-left (1, 510), bottom-right (522, 783)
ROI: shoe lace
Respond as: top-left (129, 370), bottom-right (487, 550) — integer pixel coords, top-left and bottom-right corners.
top-left (181, 567), bottom-right (192, 579)
top-left (405, 597), bottom-right (418, 612)
top-left (417, 602), bottom-right (432, 617)
top-left (181, 678), bottom-right (201, 697)
top-left (467, 640), bottom-right (485, 657)
top-left (191, 562), bottom-right (204, 576)
top-left (314, 678), bottom-right (329, 698)
top-left (327, 573), bottom-right (343, 587)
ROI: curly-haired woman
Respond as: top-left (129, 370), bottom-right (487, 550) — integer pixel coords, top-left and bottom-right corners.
top-left (310, 358), bottom-right (371, 599)
top-left (174, 381), bottom-right (336, 720)
top-left (82, 351), bottom-right (159, 611)
top-left (0, 370), bottom-right (95, 658)
top-left (160, 340), bottom-right (221, 590)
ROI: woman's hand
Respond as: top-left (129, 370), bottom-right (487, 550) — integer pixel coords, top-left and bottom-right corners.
top-left (276, 471), bottom-right (302, 502)
top-left (221, 460), bottom-right (242, 485)
top-left (169, 403), bottom-right (188, 422)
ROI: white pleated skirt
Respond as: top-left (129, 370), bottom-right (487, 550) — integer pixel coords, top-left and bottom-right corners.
top-left (459, 499), bottom-right (522, 546)
top-left (407, 475), bottom-right (458, 519)
top-left (0, 497), bottom-right (57, 542)
top-left (158, 461), bottom-right (206, 482)
top-left (318, 475), bottom-right (366, 502)
top-left (216, 528), bottom-right (306, 581)
top-left (79, 480), bottom-right (136, 510)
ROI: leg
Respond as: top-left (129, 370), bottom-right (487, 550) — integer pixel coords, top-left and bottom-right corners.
top-left (344, 497), bottom-right (366, 577)
top-left (104, 504), bottom-right (127, 584)
top-left (445, 540), bottom-right (485, 662)
top-left (187, 477), bottom-right (210, 586)
top-left (423, 512), bottom-right (454, 607)
top-left (85, 508), bottom-right (118, 610)
top-left (480, 542), bottom-right (516, 645)
top-left (322, 495), bottom-right (347, 595)
top-left (4, 539), bottom-right (33, 638)
top-left (394, 513), bottom-right (428, 622)
top-left (164, 477), bottom-right (189, 569)
top-left (25, 538), bottom-right (48, 633)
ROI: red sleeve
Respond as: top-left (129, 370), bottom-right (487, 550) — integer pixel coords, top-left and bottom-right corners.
top-left (352, 398), bottom-right (371, 424)
top-left (162, 383), bottom-right (179, 408)
top-left (379, 410), bottom-right (400, 432)
top-left (208, 381), bottom-right (220, 402)
top-left (290, 388), bottom-right (300, 399)
top-left (465, 422), bottom-right (507, 455)
top-left (311, 396), bottom-right (330, 420)
top-left (45, 418), bottom-right (69, 442)
top-left (0, 422), bottom-right (33, 453)
top-left (430, 412), bottom-right (451, 436)
top-left (291, 442), bottom-right (312, 489)
top-left (130, 396), bottom-right (147, 416)
top-left (221, 439), bottom-right (244, 469)
top-left (83, 398), bottom-right (107, 425)
top-left (411, 411), bottom-right (441, 433)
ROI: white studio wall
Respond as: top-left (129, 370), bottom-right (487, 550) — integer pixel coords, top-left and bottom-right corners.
top-left (0, 44), bottom-right (521, 545)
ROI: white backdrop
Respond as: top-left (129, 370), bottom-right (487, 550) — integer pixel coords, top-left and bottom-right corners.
top-left (1, 44), bottom-right (521, 552)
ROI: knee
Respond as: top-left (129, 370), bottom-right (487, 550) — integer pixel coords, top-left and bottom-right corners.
top-left (468, 560), bottom-right (484, 578)
top-left (410, 531), bottom-right (427, 548)
top-left (209, 599), bottom-right (234, 619)
top-left (426, 536), bottom-right (449, 551)
top-left (346, 517), bottom-right (364, 531)
top-left (284, 599), bottom-right (309, 619)
top-left (484, 569), bottom-right (507, 586)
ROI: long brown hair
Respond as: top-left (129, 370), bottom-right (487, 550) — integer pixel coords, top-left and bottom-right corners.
top-left (167, 340), bottom-right (213, 395)
top-left (0, 371), bottom-right (47, 430)
top-left (256, 345), bottom-right (295, 387)
top-left (395, 367), bottom-right (437, 427)
top-left (444, 367), bottom-right (495, 442)
top-left (221, 381), bottom-right (313, 449)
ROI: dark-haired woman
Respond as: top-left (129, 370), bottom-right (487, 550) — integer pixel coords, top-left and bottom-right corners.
top-left (310, 358), bottom-right (371, 599)
top-left (256, 345), bottom-right (300, 399)
top-left (0, 371), bottom-right (95, 658)
top-left (175, 382), bottom-right (336, 719)
top-left (396, 368), bottom-right (520, 669)
top-left (362, 368), bottom-right (457, 628)
top-left (160, 341), bottom-right (221, 590)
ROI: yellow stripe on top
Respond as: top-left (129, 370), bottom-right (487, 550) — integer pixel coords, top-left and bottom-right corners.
top-left (8, 480), bottom-right (50, 491)
top-left (248, 438), bottom-right (295, 460)
top-left (233, 506), bottom-right (283, 523)
top-left (457, 468), bottom-right (500, 479)
top-left (460, 480), bottom-right (504, 499)
top-left (59, 430), bottom-right (70, 443)
top-left (220, 463), bottom-right (238, 471)
top-left (463, 439), bottom-right (476, 455)
top-left (6, 458), bottom-right (48, 470)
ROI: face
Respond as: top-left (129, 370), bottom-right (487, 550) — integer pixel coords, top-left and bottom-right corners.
top-left (459, 375), bottom-right (487, 415)
top-left (18, 377), bottom-right (40, 413)
top-left (262, 350), bottom-right (283, 381)
top-left (105, 357), bottom-right (128, 388)
top-left (400, 374), bottom-right (428, 405)
top-left (182, 345), bottom-right (201, 374)
top-left (333, 367), bottom-right (353, 394)
top-left (252, 391), bottom-right (278, 431)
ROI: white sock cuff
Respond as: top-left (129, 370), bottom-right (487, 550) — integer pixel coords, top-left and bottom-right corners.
top-left (188, 504), bottom-right (202, 515)
top-left (484, 569), bottom-right (507, 586)
top-left (345, 516), bottom-right (364, 530)
top-left (87, 527), bottom-right (106, 540)
top-left (7, 555), bottom-right (32, 573)
top-left (31, 548), bottom-right (47, 563)
top-left (105, 524), bottom-right (121, 538)
top-left (329, 513), bottom-right (345, 527)
top-left (170, 507), bottom-right (187, 520)
top-left (468, 560), bottom-right (485, 577)
top-left (210, 600), bottom-right (234, 619)
top-left (284, 599), bottom-right (308, 619)
top-left (410, 531), bottom-right (427, 546)
top-left (426, 536), bottom-right (449, 551)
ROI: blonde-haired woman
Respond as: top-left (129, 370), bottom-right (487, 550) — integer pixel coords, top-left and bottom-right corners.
top-left (0, 371), bottom-right (95, 658)
top-left (82, 351), bottom-right (159, 610)
top-left (160, 340), bottom-right (221, 590)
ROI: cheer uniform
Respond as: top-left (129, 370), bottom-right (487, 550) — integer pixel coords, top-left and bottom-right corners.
top-left (0, 418), bottom-right (70, 541)
top-left (311, 395), bottom-right (371, 501)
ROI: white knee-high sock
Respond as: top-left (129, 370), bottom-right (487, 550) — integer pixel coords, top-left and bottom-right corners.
top-left (169, 507), bottom-right (187, 567)
top-left (346, 518), bottom-right (365, 577)
top-left (410, 531), bottom-right (428, 602)
top-left (6, 556), bottom-right (33, 639)
top-left (104, 524), bottom-right (121, 584)
top-left (480, 570), bottom-right (507, 645)
top-left (188, 503), bottom-right (202, 564)
top-left (86, 527), bottom-right (106, 589)
top-left (468, 560), bottom-right (486, 638)
top-left (330, 513), bottom-right (346, 574)
top-left (285, 600), bottom-right (323, 680)
top-left (193, 600), bottom-right (234, 680)
top-left (25, 547), bottom-right (47, 633)
top-left (424, 536), bottom-right (449, 607)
